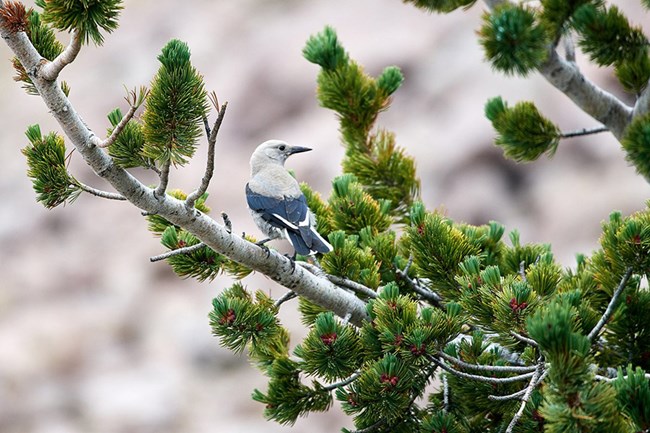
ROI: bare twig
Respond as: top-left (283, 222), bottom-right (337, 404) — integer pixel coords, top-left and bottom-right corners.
top-left (186, 102), bottom-right (228, 208)
top-left (92, 86), bottom-right (148, 148)
top-left (560, 126), bottom-right (609, 139)
top-left (323, 371), bottom-right (361, 392)
top-left (150, 242), bottom-right (206, 262)
top-left (430, 355), bottom-right (536, 384)
top-left (78, 182), bottom-right (126, 201)
top-left (437, 351), bottom-right (537, 373)
top-left (510, 331), bottom-right (539, 347)
top-left (40, 29), bottom-right (82, 80)
top-left (588, 267), bottom-right (635, 341)
top-left (154, 160), bottom-right (171, 198)
top-left (505, 360), bottom-right (544, 433)
top-left (274, 290), bottom-right (297, 308)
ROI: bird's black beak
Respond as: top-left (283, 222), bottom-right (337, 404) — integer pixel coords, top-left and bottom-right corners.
top-left (288, 146), bottom-right (312, 155)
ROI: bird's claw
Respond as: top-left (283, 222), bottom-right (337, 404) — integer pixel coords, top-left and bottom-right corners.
top-left (255, 239), bottom-right (271, 258)
top-left (284, 253), bottom-right (297, 273)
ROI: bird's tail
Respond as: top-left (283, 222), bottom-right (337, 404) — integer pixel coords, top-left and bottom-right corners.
top-left (287, 227), bottom-right (332, 256)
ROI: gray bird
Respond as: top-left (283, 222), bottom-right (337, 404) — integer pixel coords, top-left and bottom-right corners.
top-left (246, 139), bottom-right (332, 256)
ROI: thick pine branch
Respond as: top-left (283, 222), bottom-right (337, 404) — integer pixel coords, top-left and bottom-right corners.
top-left (0, 13), bottom-right (369, 326)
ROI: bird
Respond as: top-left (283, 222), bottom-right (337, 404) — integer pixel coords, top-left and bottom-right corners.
top-left (246, 139), bottom-right (332, 257)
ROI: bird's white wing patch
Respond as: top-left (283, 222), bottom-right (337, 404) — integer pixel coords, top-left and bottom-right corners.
top-left (272, 213), bottom-right (299, 230)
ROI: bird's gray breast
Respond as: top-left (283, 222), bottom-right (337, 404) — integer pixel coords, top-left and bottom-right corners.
top-left (248, 166), bottom-right (301, 199)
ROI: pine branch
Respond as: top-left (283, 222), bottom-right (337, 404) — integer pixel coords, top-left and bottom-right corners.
top-left (186, 101), bottom-right (228, 208)
top-left (562, 33), bottom-right (576, 63)
top-left (442, 361), bottom-right (450, 412)
top-left (587, 266), bottom-right (634, 341)
top-left (298, 261), bottom-right (378, 299)
top-left (78, 182), bottom-right (125, 200)
top-left (150, 242), bottom-right (206, 262)
top-left (322, 370), bottom-right (361, 391)
top-left (155, 160), bottom-right (171, 198)
top-left (482, 1), bottom-right (633, 140)
top-left (633, 79), bottom-right (650, 119)
top-left (437, 351), bottom-right (537, 373)
top-left (510, 331), bottom-right (538, 347)
top-left (430, 355), bottom-right (536, 384)
top-left (40, 28), bottom-right (82, 80)
top-left (0, 18), bottom-right (369, 326)
top-left (274, 290), bottom-right (297, 308)
top-left (538, 49), bottom-right (632, 140)
top-left (396, 259), bottom-right (444, 307)
top-left (594, 372), bottom-right (650, 382)
top-left (504, 360), bottom-right (544, 433)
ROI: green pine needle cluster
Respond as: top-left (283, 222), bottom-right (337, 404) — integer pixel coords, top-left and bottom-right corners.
top-left (330, 174), bottom-right (392, 235)
top-left (401, 0), bottom-right (477, 14)
top-left (22, 124), bottom-right (80, 208)
top-left (106, 108), bottom-right (155, 169)
top-left (622, 114), bottom-right (650, 182)
top-left (303, 26), bottom-right (420, 222)
top-left (35, 0), bottom-right (123, 45)
top-left (404, 204), bottom-right (479, 299)
top-left (485, 96), bottom-right (560, 162)
top-left (12, 9), bottom-right (69, 96)
top-left (528, 301), bottom-right (628, 433)
top-left (142, 39), bottom-right (208, 166)
top-left (572, 4), bottom-right (648, 67)
top-left (209, 283), bottom-right (286, 358)
top-left (294, 312), bottom-right (361, 381)
top-left (252, 358), bottom-right (333, 425)
top-left (614, 366), bottom-right (650, 431)
top-left (479, 4), bottom-right (549, 76)
top-left (539, 0), bottom-right (597, 40)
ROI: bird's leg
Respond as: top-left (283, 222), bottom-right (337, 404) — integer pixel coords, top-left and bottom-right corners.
top-left (284, 252), bottom-right (297, 273)
top-left (255, 237), bottom-right (272, 258)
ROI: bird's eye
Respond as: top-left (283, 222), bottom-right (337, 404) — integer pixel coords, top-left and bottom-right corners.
top-left (279, 145), bottom-right (286, 151)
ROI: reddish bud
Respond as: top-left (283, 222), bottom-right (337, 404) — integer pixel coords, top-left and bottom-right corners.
top-left (320, 332), bottom-right (338, 346)
top-left (410, 343), bottom-right (426, 356)
top-left (219, 308), bottom-right (236, 325)
top-left (380, 373), bottom-right (399, 387)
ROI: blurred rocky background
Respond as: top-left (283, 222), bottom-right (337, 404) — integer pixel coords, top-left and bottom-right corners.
top-left (0, 0), bottom-right (648, 432)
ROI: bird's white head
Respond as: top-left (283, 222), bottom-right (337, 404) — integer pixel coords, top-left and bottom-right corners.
top-left (250, 139), bottom-right (312, 173)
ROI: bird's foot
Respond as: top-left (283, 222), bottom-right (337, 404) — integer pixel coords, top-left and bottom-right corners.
top-left (255, 238), bottom-right (272, 258)
top-left (284, 253), bottom-right (297, 273)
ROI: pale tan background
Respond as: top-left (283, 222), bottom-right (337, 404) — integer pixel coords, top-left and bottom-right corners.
top-left (0, 1), bottom-right (648, 432)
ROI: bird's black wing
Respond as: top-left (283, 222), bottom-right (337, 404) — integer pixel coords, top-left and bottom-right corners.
top-left (245, 184), bottom-right (331, 255)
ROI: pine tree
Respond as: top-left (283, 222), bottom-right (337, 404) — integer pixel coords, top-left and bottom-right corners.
top-left (2, 0), bottom-right (650, 432)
